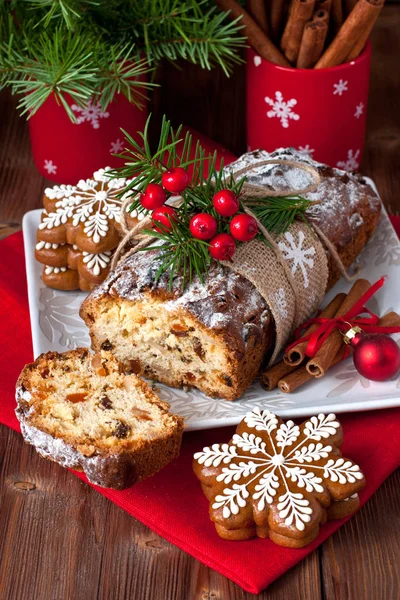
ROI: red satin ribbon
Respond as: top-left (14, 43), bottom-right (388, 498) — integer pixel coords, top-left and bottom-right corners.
top-left (286, 277), bottom-right (400, 358)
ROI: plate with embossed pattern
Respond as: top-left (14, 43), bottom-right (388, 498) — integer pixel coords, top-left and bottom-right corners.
top-left (22, 181), bottom-right (400, 431)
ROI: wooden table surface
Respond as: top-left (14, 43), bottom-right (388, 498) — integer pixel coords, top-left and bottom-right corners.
top-left (0, 7), bottom-right (399, 599)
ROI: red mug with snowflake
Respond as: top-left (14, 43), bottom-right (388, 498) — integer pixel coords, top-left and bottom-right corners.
top-left (28, 93), bottom-right (148, 184)
top-left (247, 43), bottom-right (371, 170)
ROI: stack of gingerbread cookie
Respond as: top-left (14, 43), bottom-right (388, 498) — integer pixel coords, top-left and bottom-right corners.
top-left (35, 167), bottom-right (144, 291)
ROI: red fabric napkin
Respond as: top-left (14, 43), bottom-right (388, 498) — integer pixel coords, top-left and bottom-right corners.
top-left (1, 222), bottom-right (400, 594)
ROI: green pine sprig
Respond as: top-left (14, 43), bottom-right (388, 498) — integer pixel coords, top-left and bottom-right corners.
top-left (246, 195), bottom-right (315, 237)
top-left (0, 0), bottom-right (246, 119)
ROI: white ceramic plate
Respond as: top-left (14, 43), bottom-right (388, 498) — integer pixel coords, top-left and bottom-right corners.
top-left (22, 180), bottom-right (400, 431)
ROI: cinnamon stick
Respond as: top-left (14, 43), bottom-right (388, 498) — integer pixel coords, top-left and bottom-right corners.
top-left (316, 0), bottom-right (332, 14)
top-left (281, 0), bottom-right (316, 64)
top-left (297, 18), bottom-right (328, 67)
top-left (312, 7), bottom-right (330, 24)
top-left (278, 311), bottom-right (400, 393)
top-left (330, 0), bottom-right (344, 33)
top-left (216, 0), bottom-right (290, 66)
top-left (261, 360), bottom-right (297, 391)
top-left (376, 311), bottom-right (400, 328)
top-left (247, 0), bottom-right (269, 34)
top-left (306, 279), bottom-right (371, 377)
top-left (345, 0), bottom-right (383, 60)
top-left (344, 0), bottom-right (358, 17)
top-left (269, 0), bottom-right (287, 42)
top-left (315, 0), bottom-right (384, 69)
top-left (284, 292), bottom-right (346, 364)
top-left (279, 345), bottom-right (347, 392)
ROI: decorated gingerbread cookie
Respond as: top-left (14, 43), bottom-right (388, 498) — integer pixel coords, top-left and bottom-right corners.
top-left (35, 167), bottom-right (146, 291)
top-left (193, 409), bottom-right (365, 548)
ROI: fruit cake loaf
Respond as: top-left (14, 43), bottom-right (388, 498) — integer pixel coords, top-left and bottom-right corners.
top-left (80, 149), bottom-right (381, 401)
top-left (15, 349), bottom-right (184, 489)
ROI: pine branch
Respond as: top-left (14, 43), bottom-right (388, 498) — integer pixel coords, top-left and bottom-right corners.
top-left (0, 0), bottom-right (246, 118)
top-left (246, 195), bottom-right (315, 237)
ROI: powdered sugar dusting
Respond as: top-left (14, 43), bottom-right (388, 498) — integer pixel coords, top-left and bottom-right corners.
top-left (227, 148), bottom-right (380, 245)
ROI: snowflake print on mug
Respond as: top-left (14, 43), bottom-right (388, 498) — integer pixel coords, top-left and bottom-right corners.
top-left (333, 79), bottom-right (348, 96)
top-left (193, 410), bottom-right (365, 546)
top-left (109, 138), bottom-right (124, 154)
top-left (354, 102), bottom-right (364, 119)
top-left (337, 149), bottom-right (360, 172)
top-left (298, 145), bottom-right (315, 157)
top-left (264, 91), bottom-right (300, 129)
top-left (71, 100), bottom-right (110, 129)
top-left (44, 160), bottom-right (57, 175)
top-left (253, 55), bottom-right (262, 67)
top-left (278, 230), bottom-right (315, 289)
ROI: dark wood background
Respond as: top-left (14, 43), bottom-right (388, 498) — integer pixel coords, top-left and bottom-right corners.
top-left (0, 6), bottom-right (399, 599)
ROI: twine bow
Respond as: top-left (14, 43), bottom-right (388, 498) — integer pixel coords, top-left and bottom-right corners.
top-left (286, 277), bottom-right (400, 359)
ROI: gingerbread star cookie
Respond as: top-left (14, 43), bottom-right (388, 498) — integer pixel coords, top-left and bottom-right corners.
top-left (193, 409), bottom-right (365, 548)
top-left (35, 167), bottom-right (146, 291)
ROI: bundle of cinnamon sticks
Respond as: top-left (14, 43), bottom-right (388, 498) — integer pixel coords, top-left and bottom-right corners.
top-left (216, 0), bottom-right (385, 69)
top-left (261, 278), bottom-right (400, 393)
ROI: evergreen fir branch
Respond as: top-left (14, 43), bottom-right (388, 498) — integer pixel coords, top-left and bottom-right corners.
top-left (0, 0), bottom-right (246, 119)
top-left (139, 222), bottom-right (212, 290)
top-left (8, 29), bottom-right (97, 119)
top-left (22, 0), bottom-right (93, 30)
top-left (246, 195), bottom-right (315, 238)
top-left (137, 6), bottom-right (246, 75)
top-left (94, 43), bottom-right (156, 110)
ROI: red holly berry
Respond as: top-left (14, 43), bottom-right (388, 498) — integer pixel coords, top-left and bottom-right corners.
top-left (189, 213), bottom-right (218, 240)
top-left (140, 183), bottom-right (166, 210)
top-left (230, 214), bottom-right (258, 242)
top-left (212, 189), bottom-right (239, 217)
top-left (161, 167), bottom-right (189, 193)
top-left (152, 206), bottom-right (177, 232)
top-left (209, 233), bottom-right (236, 261)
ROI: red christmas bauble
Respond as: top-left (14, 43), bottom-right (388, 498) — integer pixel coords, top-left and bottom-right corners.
top-left (152, 206), bottom-right (178, 232)
top-left (161, 168), bottom-right (189, 193)
top-left (140, 183), bottom-right (166, 210)
top-left (209, 233), bottom-right (236, 261)
top-left (352, 332), bottom-right (400, 381)
top-left (230, 214), bottom-right (258, 242)
top-left (190, 213), bottom-right (217, 240)
top-left (212, 190), bottom-right (239, 217)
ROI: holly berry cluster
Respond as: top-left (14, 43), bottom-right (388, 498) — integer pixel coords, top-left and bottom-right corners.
top-left (139, 167), bottom-right (259, 262)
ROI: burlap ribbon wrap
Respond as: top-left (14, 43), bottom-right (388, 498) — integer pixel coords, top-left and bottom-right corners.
top-left (112, 156), bottom-right (355, 366)
top-left (225, 222), bottom-right (328, 364)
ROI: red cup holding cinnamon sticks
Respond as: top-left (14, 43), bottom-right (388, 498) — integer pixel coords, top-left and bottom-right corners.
top-left (247, 42), bottom-right (371, 170)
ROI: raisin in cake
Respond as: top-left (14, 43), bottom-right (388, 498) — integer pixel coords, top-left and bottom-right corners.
top-left (15, 349), bottom-right (183, 489)
top-left (80, 149), bottom-right (381, 401)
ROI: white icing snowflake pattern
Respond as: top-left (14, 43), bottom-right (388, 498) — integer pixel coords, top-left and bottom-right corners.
top-left (82, 251), bottom-right (112, 276)
top-left (336, 149), bottom-right (360, 172)
top-left (354, 102), bottom-right (364, 119)
top-left (272, 287), bottom-right (288, 320)
top-left (194, 410), bottom-right (363, 531)
top-left (278, 231), bottom-right (315, 289)
top-left (264, 91), bottom-right (300, 129)
top-left (44, 160), bottom-right (57, 175)
top-left (333, 79), bottom-right (348, 96)
top-left (109, 138), bottom-right (124, 154)
top-left (71, 100), bottom-right (110, 129)
top-left (38, 167), bottom-right (134, 243)
top-left (298, 145), bottom-right (315, 157)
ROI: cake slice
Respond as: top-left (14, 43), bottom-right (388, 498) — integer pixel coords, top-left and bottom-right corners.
top-left (15, 348), bottom-right (184, 489)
